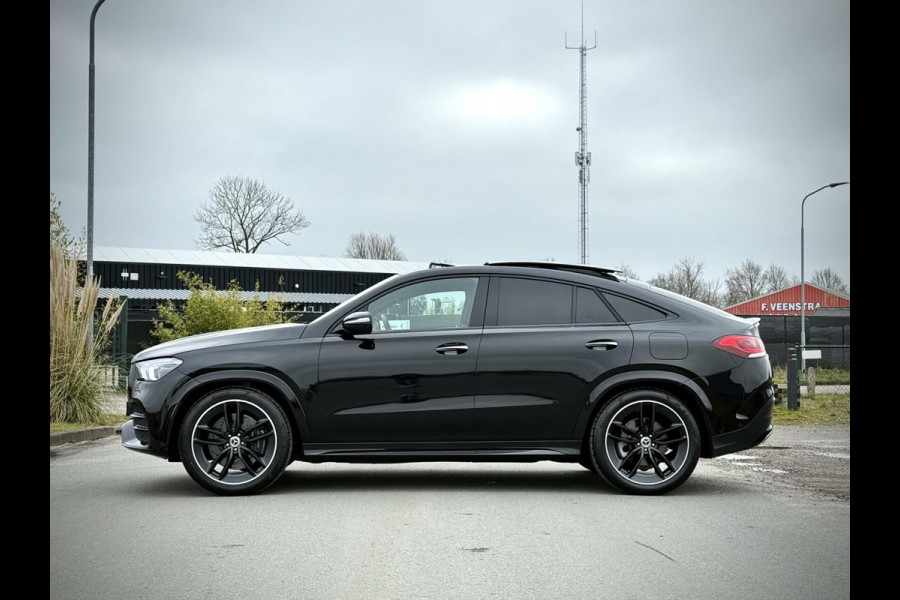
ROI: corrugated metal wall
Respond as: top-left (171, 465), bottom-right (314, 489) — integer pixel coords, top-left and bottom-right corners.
top-left (93, 262), bottom-right (389, 295)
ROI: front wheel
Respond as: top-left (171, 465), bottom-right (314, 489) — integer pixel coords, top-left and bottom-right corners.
top-left (589, 389), bottom-right (700, 495)
top-left (179, 387), bottom-right (293, 496)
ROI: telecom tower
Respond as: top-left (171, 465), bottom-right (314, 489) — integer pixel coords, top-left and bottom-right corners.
top-left (566, 8), bottom-right (596, 265)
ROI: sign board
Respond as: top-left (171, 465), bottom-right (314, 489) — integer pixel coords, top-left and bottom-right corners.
top-left (802, 349), bottom-right (822, 360)
top-left (388, 320), bottom-right (410, 330)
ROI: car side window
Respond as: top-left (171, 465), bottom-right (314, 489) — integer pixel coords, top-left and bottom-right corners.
top-left (497, 277), bottom-right (572, 326)
top-left (575, 287), bottom-right (619, 324)
top-left (603, 293), bottom-right (667, 323)
top-left (366, 277), bottom-right (480, 332)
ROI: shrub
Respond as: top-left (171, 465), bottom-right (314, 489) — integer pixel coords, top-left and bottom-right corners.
top-left (49, 244), bottom-right (123, 423)
top-left (151, 271), bottom-right (289, 343)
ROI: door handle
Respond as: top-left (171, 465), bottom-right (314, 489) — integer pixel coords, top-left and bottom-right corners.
top-left (436, 343), bottom-right (468, 355)
top-left (585, 340), bottom-right (618, 350)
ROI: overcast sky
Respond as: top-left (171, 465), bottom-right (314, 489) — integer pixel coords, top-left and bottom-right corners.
top-left (50, 0), bottom-right (850, 289)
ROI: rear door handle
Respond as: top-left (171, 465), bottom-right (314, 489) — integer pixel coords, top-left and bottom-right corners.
top-left (585, 340), bottom-right (618, 350)
top-left (436, 343), bottom-right (468, 355)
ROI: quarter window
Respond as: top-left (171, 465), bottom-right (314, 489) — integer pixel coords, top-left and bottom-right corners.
top-left (497, 278), bottom-right (572, 326)
top-left (603, 293), bottom-right (667, 323)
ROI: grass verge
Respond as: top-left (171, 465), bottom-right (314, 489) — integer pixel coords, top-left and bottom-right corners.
top-left (772, 393), bottom-right (850, 425)
top-left (50, 413), bottom-right (127, 433)
top-left (772, 366), bottom-right (850, 385)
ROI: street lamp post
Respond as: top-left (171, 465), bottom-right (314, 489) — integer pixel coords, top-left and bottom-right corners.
top-left (800, 181), bottom-right (849, 370)
top-left (87, 0), bottom-right (108, 347)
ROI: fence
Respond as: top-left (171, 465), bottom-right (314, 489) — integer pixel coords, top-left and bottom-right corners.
top-left (799, 346), bottom-right (850, 395)
top-left (772, 348), bottom-right (850, 400)
top-left (104, 300), bottom-right (131, 390)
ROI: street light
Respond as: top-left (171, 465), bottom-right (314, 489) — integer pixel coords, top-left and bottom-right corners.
top-left (87, 0), bottom-right (108, 347)
top-left (800, 181), bottom-right (849, 369)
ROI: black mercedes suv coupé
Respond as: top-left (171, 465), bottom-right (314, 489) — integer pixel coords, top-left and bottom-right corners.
top-left (122, 261), bottom-right (774, 495)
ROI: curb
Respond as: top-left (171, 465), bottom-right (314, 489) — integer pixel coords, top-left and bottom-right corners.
top-left (50, 425), bottom-right (123, 447)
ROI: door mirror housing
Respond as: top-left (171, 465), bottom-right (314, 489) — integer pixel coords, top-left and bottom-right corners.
top-left (340, 311), bottom-right (373, 338)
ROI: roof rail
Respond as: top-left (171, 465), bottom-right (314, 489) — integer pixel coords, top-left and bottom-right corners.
top-left (484, 261), bottom-right (622, 280)
top-left (428, 262), bottom-right (455, 268)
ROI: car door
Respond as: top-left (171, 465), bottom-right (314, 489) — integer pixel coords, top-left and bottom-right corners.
top-left (313, 275), bottom-right (487, 443)
top-left (474, 276), bottom-right (634, 442)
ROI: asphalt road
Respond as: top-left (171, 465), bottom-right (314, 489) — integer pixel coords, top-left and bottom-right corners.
top-left (50, 425), bottom-right (850, 600)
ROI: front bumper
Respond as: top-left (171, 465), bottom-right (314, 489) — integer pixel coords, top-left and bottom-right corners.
top-left (121, 417), bottom-right (170, 458)
top-left (120, 418), bottom-right (165, 457)
top-left (120, 367), bottom-right (193, 459)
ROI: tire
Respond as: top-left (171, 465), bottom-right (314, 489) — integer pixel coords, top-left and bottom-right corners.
top-left (589, 389), bottom-right (700, 495)
top-left (179, 387), bottom-right (293, 496)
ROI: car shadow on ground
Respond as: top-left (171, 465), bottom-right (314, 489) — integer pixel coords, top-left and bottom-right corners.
top-left (268, 465), bottom-right (749, 497)
top-left (122, 465), bottom-right (751, 498)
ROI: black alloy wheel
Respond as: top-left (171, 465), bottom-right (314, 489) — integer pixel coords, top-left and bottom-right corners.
top-left (590, 389), bottom-right (700, 495)
top-left (179, 387), bottom-right (293, 496)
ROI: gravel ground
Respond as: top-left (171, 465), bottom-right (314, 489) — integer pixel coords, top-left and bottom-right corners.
top-left (709, 423), bottom-right (850, 502)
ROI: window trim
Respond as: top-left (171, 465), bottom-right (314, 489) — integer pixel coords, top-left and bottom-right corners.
top-left (485, 275), bottom-right (579, 328)
top-left (574, 285), bottom-right (624, 325)
top-left (328, 275), bottom-right (488, 335)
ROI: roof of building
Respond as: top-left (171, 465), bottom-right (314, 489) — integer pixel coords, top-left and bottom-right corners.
top-left (93, 246), bottom-right (431, 275)
top-left (724, 283), bottom-right (850, 310)
top-left (96, 287), bottom-right (352, 304)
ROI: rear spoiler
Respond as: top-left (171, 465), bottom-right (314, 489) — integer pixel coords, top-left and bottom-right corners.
top-left (743, 317), bottom-right (761, 336)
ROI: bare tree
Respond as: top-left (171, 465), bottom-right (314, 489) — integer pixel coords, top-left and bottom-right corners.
top-left (724, 259), bottom-right (766, 305)
top-left (194, 176), bottom-right (310, 253)
top-left (617, 263), bottom-right (640, 280)
top-left (345, 232), bottom-right (406, 260)
top-left (649, 257), bottom-right (721, 306)
top-left (762, 264), bottom-right (794, 292)
top-left (811, 267), bottom-right (848, 293)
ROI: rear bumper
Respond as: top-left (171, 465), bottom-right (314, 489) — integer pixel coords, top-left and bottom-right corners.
top-left (709, 395), bottom-right (774, 457)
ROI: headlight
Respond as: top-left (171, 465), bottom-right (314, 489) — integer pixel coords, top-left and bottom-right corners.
top-left (134, 357), bottom-right (183, 381)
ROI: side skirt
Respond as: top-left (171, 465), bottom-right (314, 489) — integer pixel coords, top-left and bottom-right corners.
top-left (300, 441), bottom-right (582, 464)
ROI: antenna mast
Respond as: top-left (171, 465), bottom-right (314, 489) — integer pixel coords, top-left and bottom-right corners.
top-left (566, 2), bottom-right (597, 264)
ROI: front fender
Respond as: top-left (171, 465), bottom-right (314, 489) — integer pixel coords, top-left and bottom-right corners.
top-left (165, 369), bottom-right (312, 459)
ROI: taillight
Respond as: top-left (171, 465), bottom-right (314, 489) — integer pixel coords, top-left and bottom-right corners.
top-left (713, 335), bottom-right (767, 359)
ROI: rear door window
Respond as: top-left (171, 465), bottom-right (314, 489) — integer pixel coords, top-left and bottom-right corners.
top-left (575, 287), bottom-right (619, 324)
top-left (497, 278), bottom-right (572, 326)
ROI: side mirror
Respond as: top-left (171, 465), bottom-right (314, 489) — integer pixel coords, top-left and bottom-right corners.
top-left (340, 311), bottom-right (373, 338)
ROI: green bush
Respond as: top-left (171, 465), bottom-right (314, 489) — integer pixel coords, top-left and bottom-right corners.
top-left (49, 244), bottom-right (123, 423)
top-left (151, 271), bottom-right (290, 343)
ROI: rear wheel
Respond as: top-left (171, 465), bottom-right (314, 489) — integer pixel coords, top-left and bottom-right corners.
top-left (589, 389), bottom-right (700, 495)
top-left (179, 387), bottom-right (293, 496)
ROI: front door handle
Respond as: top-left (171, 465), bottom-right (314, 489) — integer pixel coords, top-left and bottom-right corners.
top-left (436, 343), bottom-right (468, 355)
top-left (585, 340), bottom-right (618, 350)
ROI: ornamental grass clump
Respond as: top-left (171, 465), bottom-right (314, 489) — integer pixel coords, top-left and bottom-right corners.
top-left (49, 244), bottom-right (122, 423)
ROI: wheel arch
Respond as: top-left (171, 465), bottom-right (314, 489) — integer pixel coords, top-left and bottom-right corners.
top-left (164, 370), bottom-right (310, 462)
top-left (576, 371), bottom-right (714, 459)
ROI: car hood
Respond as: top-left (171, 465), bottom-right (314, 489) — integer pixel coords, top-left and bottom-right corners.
top-left (133, 323), bottom-right (306, 362)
